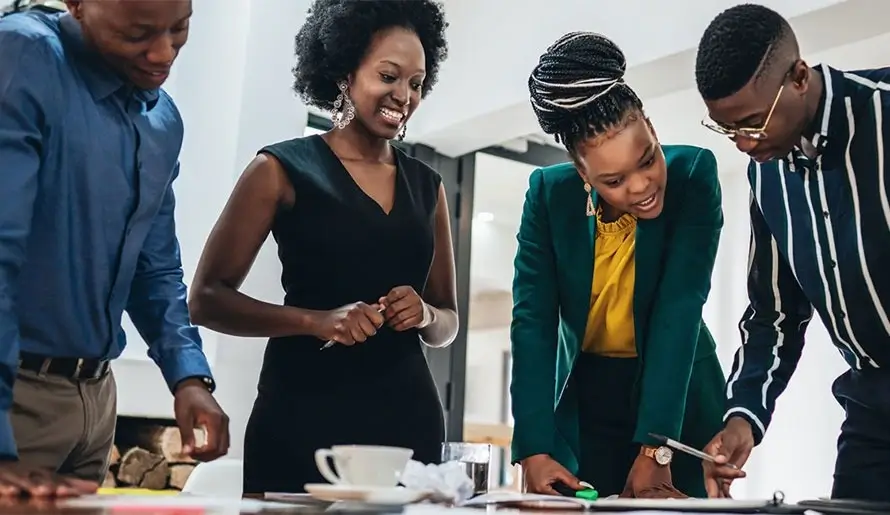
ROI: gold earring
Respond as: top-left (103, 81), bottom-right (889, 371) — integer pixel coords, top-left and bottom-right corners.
top-left (584, 183), bottom-right (594, 217)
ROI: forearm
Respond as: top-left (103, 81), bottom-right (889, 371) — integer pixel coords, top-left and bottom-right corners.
top-left (633, 297), bottom-right (702, 446)
top-left (510, 358), bottom-right (558, 462)
top-left (0, 30), bottom-right (46, 460)
top-left (725, 198), bottom-right (811, 444)
top-left (510, 315), bottom-right (559, 461)
top-left (0, 411), bottom-right (15, 460)
top-left (0, 312), bottom-right (17, 459)
top-left (724, 317), bottom-right (806, 444)
top-left (126, 270), bottom-right (214, 390)
top-left (418, 304), bottom-right (457, 348)
top-left (189, 283), bottom-right (321, 339)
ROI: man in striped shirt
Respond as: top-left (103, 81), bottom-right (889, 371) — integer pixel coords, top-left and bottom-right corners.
top-left (693, 3), bottom-right (890, 501)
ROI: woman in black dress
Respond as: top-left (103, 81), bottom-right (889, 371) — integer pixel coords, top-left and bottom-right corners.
top-left (187, 0), bottom-right (456, 494)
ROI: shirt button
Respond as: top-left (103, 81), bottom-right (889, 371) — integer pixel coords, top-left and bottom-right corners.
top-left (830, 260), bottom-right (837, 268)
top-left (823, 210), bottom-right (829, 218)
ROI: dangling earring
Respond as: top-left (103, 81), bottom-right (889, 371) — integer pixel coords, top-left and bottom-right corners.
top-left (397, 124), bottom-right (407, 141)
top-left (584, 182), bottom-right (595, 217)
top-left (331, 80), bottom-right (356, 129)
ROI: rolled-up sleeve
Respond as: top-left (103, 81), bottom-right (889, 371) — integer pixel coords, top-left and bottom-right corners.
top-left (0, 31), bottom-right (54, 459)
top-left (126, 163), bottom-right (214, 393)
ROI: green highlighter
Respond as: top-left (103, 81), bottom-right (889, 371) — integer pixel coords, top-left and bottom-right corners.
top-left (574, 488), bottom-right (599, 501)
top-left (554, 481), bottom-right (599, 500)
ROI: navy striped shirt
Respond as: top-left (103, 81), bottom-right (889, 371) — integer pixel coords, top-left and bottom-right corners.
top-left (726, 63), bottom-right (890, 443)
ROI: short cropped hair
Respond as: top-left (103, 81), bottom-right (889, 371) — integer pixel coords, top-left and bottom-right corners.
top-left (695, 3), bottom-right (793, 101)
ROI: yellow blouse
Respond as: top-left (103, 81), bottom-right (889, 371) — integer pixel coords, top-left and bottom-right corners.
top-left (581, 210), bottom-right (638, 357)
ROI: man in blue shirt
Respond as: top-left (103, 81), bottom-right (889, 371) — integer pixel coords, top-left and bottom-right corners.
top-left (693, 3), bottom-right (890, 502)
top-left (0, 0), bottom-right (229, 496)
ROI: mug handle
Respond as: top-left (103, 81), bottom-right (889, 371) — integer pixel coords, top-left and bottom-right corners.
top-left (314, 448), bottom-right (343, 484)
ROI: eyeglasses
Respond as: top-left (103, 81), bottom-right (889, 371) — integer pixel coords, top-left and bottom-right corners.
top-left (701, 64), bottom-right (794, 141)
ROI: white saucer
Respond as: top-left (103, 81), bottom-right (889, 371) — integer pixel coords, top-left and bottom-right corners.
top-left (304, 483), bottom-right (433, 505)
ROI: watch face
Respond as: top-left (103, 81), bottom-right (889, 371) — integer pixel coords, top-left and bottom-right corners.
top-left (654, 446), bottom-right (673, 465)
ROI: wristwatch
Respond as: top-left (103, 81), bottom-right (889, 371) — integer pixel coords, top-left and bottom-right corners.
top-left (641, 445), bottom-right (673, 466)
top-left (176, 375), bottom-right (216, 394)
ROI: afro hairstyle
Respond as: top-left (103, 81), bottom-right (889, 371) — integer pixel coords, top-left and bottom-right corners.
top-left (292, 0), bottom-right (448, 111)
top-left (695, 3), bottom-right (794, 101)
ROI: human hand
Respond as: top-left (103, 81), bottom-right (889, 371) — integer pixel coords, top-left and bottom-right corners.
top-left (620, 450), bottom-right (686, 499)
top-left (521, 454), bottom-right (583, 495)
top-left (379, 286), bottom-right (427, 332)
top-left (174, 378), bottom-right (230, 461)
top-left (312, 302), bottom-right (385, 345)
top-left (702, 417), bottom-right (752, 498)
top-left (0, 461), bottom-right (97, 497)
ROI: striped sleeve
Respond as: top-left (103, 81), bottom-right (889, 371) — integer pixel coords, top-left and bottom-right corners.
top-left (725, 196), bottom-right (813, 445)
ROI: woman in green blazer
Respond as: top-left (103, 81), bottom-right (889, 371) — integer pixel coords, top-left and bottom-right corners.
top-left (511, 32), bottom-right (727, 499)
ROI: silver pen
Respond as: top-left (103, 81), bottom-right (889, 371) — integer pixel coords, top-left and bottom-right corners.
top-left (319, 305), bottom-right (385, 350)
top-left (648, 433), bottom-right (740, 470)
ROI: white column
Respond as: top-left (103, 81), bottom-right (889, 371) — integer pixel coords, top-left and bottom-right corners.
top-left (115, 0), bottom-right (255, 418)
top-left (206, 0), bottom-right (310, 459)
top-left (115, 0), bottom-right (311, 461)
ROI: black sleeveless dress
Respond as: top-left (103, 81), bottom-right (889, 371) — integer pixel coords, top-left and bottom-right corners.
top-left (241, 135), bottom-right (446, 494)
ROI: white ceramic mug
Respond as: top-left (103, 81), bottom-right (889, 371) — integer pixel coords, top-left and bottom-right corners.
top-left (314, 445), bottom-right (413, 487)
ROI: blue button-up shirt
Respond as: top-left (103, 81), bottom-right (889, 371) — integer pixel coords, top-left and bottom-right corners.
top-left (0, 11), bottom-right (212, 458)
top-left (726, 63), bottom-right (890, 444)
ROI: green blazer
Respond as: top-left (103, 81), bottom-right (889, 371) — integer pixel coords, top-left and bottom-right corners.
top-left (510, 144), bottom-right (726, 489)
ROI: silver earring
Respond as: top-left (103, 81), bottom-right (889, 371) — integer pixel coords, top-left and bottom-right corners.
top-left (331, 80), bottom-right (355, 129)
top-left (398, 124), bottom-right (407, 141)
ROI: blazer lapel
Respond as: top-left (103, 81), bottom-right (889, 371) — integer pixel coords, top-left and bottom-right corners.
top-left (553, 179), bottom-right (596, 347)
top-left (632, 215), bottom-right (666, 356)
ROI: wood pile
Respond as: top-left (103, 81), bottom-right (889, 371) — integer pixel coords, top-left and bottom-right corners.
top-left (103, 421), bottom-right (206, 491)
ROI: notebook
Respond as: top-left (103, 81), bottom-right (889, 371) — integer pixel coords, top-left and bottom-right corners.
top-left (461, 491), bottom-right (804, 513)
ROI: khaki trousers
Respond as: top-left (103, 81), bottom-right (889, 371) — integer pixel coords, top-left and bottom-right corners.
top-left (10, 368), bottom-right (116, 483)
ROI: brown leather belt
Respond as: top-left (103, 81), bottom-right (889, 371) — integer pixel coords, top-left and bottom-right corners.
top-left (18, 351), bottom-right (110, 381)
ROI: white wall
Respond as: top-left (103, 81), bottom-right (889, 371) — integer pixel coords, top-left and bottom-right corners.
top-left (113, 0), bottom-right (310, 460)
top-left (412, 0), bottom-right (865, 156)
top-left (464, 327), bottom-right (511, 425)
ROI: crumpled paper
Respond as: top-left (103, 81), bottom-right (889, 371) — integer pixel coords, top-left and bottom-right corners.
top-left (400, 460), bottom-right (475, 504)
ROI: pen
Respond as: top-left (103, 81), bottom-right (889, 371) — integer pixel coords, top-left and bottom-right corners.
top-left (320, 305), bottom-right (385, 350)
top-left (648, 433), bottom-right (740, 470)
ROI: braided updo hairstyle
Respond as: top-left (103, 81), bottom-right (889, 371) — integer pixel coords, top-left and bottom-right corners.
top-left (528, 32), bottom-right (644, 155)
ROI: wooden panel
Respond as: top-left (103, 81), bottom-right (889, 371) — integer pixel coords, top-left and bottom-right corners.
top-left (463, 422), bottom-right (513, 449)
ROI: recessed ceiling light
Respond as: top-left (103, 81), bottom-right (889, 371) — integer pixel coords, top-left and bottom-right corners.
top-left (474, 212), bottom-right (495, 223)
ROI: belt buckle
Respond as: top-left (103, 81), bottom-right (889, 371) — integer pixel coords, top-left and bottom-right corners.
top-left (90, 360), bottom-right (109, 380)
top-left (73, 358), bottom-right (105, 380)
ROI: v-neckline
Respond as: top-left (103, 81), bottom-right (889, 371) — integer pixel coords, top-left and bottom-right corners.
top-left (314, 135), bottom-right (401, 217)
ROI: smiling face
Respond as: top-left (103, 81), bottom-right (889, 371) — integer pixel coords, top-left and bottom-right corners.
top-left (347, 26), bottom-right (426, 141)
top-left (66, 0), bottom-right (192, 90)
top-left (574, 115), bottom-right (667, 219)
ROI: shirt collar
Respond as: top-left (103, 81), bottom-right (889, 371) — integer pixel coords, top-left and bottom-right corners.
top-left (58, 13), bottom-right (159, 110)
top-left (782, 63), bottom-right (845, 170)
top-left (808, 63), bottom-right (845, 154)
